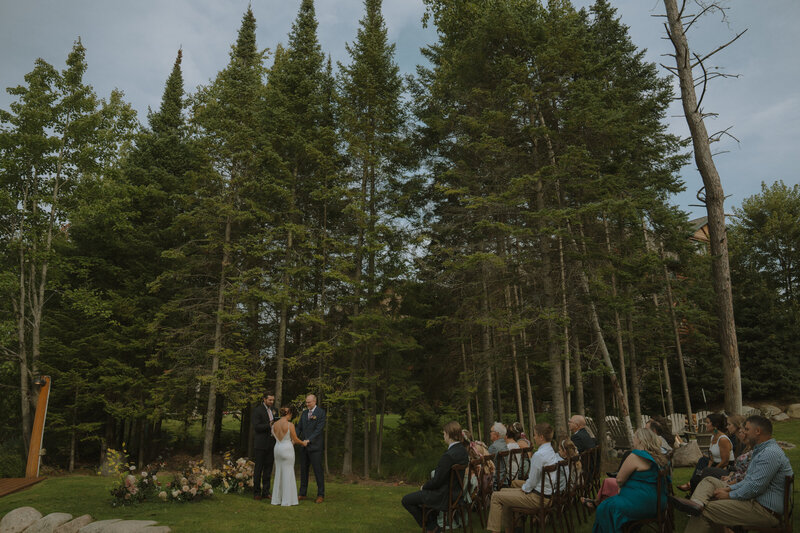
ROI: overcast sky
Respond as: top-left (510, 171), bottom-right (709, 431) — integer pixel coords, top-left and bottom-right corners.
top-left (2, 0), bottom-right (798, 218)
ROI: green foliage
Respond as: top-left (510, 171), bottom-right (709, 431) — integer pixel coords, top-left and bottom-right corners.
top-left (0, 438), bottom-right (26, 478)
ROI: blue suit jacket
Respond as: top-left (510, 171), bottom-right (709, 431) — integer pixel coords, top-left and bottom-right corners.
top-left (297, 406), bottom-right (326, 452)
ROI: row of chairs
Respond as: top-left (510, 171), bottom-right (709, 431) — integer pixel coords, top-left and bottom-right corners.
top-left (421, 446), bottom-right (605, 533)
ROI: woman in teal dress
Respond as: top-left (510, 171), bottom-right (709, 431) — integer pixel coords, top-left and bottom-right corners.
top-left (592, 428), bottom-right (669, 533)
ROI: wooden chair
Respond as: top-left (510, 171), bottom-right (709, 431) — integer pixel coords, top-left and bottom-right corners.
top-left (506, 448), bottom-right (524, 485)
top-left (510, 462), bottom-right (562, 533)
top-left (606, 416), bottom-right (633, 450)
top-left (421, 462), bottom-right (472, 533)
top-left (466, 456), bottom-right (488, 529)
top-left (566, 453), bottom-right (588, 525)
top-left (728, 475), bottom-right (794, 533)
top-left (586, 417), bottom-right (598, 439)
top-left (580, 446), bottom-right (602, 497)
top-left (621, 466), bottom-right (673, 533)
top-left (494, 450), bottom-right (511, 489)
top-left (668, 413), bottom-right (687, 436)
top-left (552, 459), bottom-right (575, 533)
top-left (518, 447), bottom-right (533, 481)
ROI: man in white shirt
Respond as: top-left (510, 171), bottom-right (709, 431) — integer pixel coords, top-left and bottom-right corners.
top-left (486, 422), bottom-right (563, 533)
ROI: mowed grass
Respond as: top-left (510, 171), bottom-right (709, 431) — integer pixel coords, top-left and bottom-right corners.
top-left (0, 476), bottom-right (413, 533)
top-left (2, 419), bottom-right (799, 532)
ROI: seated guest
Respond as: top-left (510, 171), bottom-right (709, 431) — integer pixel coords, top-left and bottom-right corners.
top-left (678, 413), bottom-right (733, 493)
top-left (646, 417), bottom-right (674, 455)
top-left (558, 438), bottom-right (581, 487)
top-left (462, 429), bottom-right (494, 500)
top-left (486, 423), bottom-right (562, 533)
top-left (505, 424), bottom-right (522, 480)
top-left (698, 425), bottom-right (752, 486)
top-left (672, 415), bottom-right (793, 533)
top-left (569, 415), bottom-right (597, 453)
top-left (512, 422), bottom-right (531, 448)
top-left (401, 421), bottom-right (469, 533)
top-left (726, 414), bottom-right (746, 457)
top-left (488, 422), bottom-right (509, 485)
top-left (588, 428), bottom-right (670, 532)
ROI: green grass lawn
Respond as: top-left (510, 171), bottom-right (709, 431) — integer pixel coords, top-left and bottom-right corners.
top-left (3, 420), bottom-right (799, 532)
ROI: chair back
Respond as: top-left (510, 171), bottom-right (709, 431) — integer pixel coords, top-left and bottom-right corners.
top-left (507, 447), bottom-right (524, 483)
top-left (494, 450), bottom-right (511, 489)
top-left (518, 447), bottom-right (532, 480)
top-left (448, 462), bottom-right (470, 508)
top-left (781, 474), bottom-right (794, 531)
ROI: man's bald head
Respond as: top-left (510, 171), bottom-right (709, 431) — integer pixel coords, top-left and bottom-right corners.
top-left (568, 415), bottom-right (586, 433)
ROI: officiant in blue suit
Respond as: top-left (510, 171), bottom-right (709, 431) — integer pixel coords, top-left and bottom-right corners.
top-left (297, 393), bottom-right (326, 503)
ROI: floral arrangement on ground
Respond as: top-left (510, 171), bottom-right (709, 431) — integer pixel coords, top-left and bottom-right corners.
top-left (106, 448), bottom-right (254, 506)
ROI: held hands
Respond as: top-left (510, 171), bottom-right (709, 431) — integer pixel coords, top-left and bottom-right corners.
top-left (712, 487), bottom-right (732, 500)
top-left (302, 440), bottom-right (310, 447)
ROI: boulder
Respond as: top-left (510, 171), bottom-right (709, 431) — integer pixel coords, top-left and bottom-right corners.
top-left (760, 404), bottom-right (782, 417)
top-left (786, 404), bottom-right (800, 419)
top-left (672, 441), bottom-right (703, 468)
top-left (773, 412), bottom-right (790, 422)
top-left (54, 515), bottom-right (93, 533)
top-left (105, 521), bottom-right (157, 533)
top-left (0, 506), bottom-right (42, 533)
top-left (77, 520), bottom-right (122, 533)
top-left (22, 513), bottom-right (73, 533)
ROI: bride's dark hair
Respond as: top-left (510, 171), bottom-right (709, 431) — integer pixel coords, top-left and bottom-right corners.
top-left (279, 405), bottom-right (296, 418)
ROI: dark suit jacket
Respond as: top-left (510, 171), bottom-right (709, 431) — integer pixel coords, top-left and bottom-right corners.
top-left (421, 443), bottom-right (469, 511)
top-left (252, 402), bottom-right (277, 450)
top-left (297, 406), bottom-right (326, 452)
top-left (571, 427), bottom-right (597, 453)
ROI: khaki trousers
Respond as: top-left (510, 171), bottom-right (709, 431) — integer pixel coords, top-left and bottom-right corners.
top-left (684, 477), bottom-right (780, 533)
top-left (487, 480), bottom-right (549, 532)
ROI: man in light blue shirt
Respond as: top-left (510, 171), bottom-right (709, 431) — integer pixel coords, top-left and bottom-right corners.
top-left (677, 415), bottom-right (793, 532)
top-left (486, 422), bottom-right (564, 533)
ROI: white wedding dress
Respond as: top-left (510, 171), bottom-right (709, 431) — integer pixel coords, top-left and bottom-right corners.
top-left (271, 427), bottom-right (299, 506)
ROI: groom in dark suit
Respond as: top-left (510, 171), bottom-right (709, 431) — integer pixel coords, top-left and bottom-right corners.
top-left (297, 393), bottom-right (326, 503)
top-left (252, 392), bottom-right (277, 500)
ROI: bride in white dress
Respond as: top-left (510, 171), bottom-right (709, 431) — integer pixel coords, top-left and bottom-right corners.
top-left (271, 406), bottom-right (307, 506)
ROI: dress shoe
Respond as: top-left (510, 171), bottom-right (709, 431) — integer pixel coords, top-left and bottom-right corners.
top-left (298, 495), bottom-right (307, 501)
top-left (315, 496), bottom-right (324, 504)
top-left (669, 495), bottom-right (704, 516)
top-left (254, 495), bottom-right (262, 501)
top-left (265, 493), bottom-right (271, 500)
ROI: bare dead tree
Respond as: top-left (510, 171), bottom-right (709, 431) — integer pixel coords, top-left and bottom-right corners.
top-left (661, 0), bottom-right (745, 414)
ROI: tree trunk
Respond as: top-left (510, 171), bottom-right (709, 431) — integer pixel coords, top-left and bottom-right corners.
top-left (592, 367), bottom-right (608, 458)
top-left (603, 216), bottom-right (630, 414)
top-left (514, 286), bottom-right (537, 429)
top-left (663, 0), bottom-right (742, 414)
top-left (571, 325), bottom-right (586, 416)
top-left (363, 397), bottom-right (369, 478)
top-left (203, 215), bottom-right (231, 467)
top-left (377, 389), bottom-right (386, 474)
top-left (535, 185), bottom-right (567, 438)
top-left (504, 285), bottom-right (525, 429)
top-left (626, 312), bottom-right (643, 428)
top-left (558, 235), bottom-right (572, 419)
top-left (661, 244), bottom-right (694, 424)
top-left (570, 224), bottom-right (634, 440)
top-left (480, 263), bottom-right (494, 435)
top-left (240, 404), bottom-right (252, 457)
top-left (461, 341), bottom-right (474, 436)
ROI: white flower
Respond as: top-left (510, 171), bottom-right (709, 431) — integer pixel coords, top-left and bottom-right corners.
top-left (159, 491), bottom-right (167, 501)
top-left (129, 465), bottom-right (136, 471)
top-left (141, 471), bottom-right (148, 477)
top-left (172, 490), bottom-right (180, 498)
